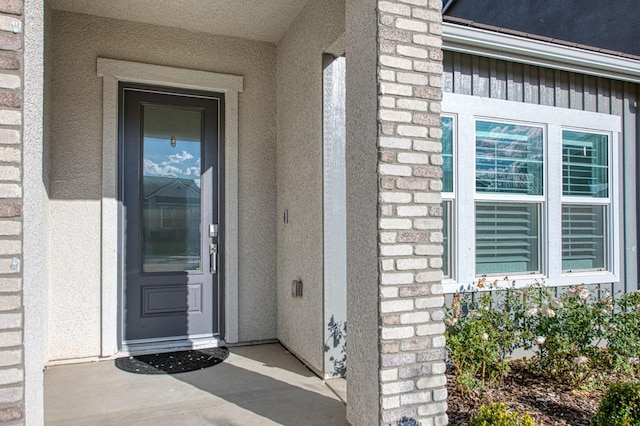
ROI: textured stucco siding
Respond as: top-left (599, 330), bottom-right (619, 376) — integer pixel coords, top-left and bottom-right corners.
top-left (46, 10), bottom-right (278, 360)
top-left (275, 0), bottom-right (345, 375)
top-left (345, 0), bottom-right (380, 423)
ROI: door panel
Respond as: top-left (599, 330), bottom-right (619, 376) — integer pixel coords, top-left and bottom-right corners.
top-left (121, 84), bottom-right (223, 342)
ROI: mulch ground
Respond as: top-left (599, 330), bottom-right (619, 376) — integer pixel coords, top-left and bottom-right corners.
top-left (447, 363), bottom-right (606, 425)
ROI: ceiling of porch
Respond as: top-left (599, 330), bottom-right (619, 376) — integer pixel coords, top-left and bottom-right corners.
top-left (46, 0), bottom-right (311, 43)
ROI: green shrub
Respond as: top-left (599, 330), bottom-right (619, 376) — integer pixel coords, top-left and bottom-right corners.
top-left (605, 292), bottom-right (640, 378)
top-left (466, 403), bottom-right (535, 426)
top-left (446, 281), bottom-right (525, 389)
top-left (593, 382), bottom-right (640, 426)
top-left (524, 285), bottom-right (610, 386)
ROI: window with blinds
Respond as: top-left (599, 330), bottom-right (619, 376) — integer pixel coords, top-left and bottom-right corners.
top-left (476, 121), bottom-right (544, 195)
top-left (442, 201), bottom-right (451, 278)
top-left (441, 92), bottom-right (620, 291)
top-left (442, 116), bottom-right (454, 279)
top-left (562, 130), bottom-right (609, 272)
top-left (562, 205), bottom-right (606, 271)
top-left (442, 116), bottom-right (454, 193)
top-left (563, 131), bottom-right (608, 198)
top-left (476, 203), bottom-right (540, 275)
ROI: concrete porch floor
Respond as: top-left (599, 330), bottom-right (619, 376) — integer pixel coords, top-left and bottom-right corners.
top-left (45, 343), bottom-right (348, 425)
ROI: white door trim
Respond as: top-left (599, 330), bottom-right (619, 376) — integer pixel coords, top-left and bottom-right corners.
top-left (97, 58), bottom-right (243, 356)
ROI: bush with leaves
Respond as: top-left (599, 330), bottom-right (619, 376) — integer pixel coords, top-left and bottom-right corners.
top-left (592, 382), bottom-right (640, 426)
top-left (466, 403), bottom-right (535, 426)
top-left (446, 282), bottom-right (640, 391)
top-left (605, 291), bottom-right (640, 378)
top-left (523, 285), bottom-right (610, 386)
top-left (446, 279), bottom-right (525, 388)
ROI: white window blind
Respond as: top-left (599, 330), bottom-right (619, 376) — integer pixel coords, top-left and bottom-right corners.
top-left (562, 205), bottom-right (606, 272)
top-left (476, 202), bottom-right (540, 275)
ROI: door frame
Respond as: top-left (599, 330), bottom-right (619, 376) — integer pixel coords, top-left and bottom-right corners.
top-left (120, 82), bottom-right (223, 348)
top-left (97, 58), bottom-right (243, 356)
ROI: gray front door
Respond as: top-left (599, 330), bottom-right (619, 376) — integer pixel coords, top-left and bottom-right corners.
top-left (121, 83), bottom-right (223, 343)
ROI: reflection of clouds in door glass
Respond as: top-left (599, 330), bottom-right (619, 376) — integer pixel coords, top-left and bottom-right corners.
top-left (143, 138), bottom-right (201, 180)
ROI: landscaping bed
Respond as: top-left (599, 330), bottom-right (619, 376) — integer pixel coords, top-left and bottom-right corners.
top-left (447, 362), bottom-right (605, 425)
top-left (444, 283), bottom-right (640, 425)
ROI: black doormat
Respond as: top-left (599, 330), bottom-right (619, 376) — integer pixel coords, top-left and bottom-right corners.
top-left (115, 347), bottom-right (229, 374)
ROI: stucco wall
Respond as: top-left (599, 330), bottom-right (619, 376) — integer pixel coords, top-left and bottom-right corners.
top-left (344, 0), bottom-right (380, 423)
top-left (276, 0), bottom-right (345, 374)
top-left (47, 10), bottom-right (277, 360)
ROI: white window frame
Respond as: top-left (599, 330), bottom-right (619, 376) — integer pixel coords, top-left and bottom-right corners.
top-left (442, 93), bottom-right (621, 293)
top-left (441, 115), bottom-right (456, 279)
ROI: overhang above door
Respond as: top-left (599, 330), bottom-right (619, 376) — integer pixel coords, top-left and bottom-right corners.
top-left (46, 0), bottom-right (311, 43)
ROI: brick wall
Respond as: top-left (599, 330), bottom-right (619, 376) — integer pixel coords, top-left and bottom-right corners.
top-left (0, 0), bottom-right (23, 423)
top-left (377, 0), bottom-right (447, 424)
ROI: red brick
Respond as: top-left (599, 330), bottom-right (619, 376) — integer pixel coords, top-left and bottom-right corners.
top-left (0, 54), bottom-right (19, 70)
top-left (429, 48), bottom-right (443, 61)
top-left (397, 232), bottom-right (427, 243)
top-left (381, 122), bottom-right (394, 135)
top-left (413, 113), bottom-right (440, 126)
top-left (0, 0), bottom-right (22, 15)
top-left (379, 150), bottom-right (395, 163)
top-left (414, 86), bottom-right (442, 101)
top-left (0, 33), bottom-right (21, 52)
top-left (395, 177), bottom-right (428, 190)
top-left (381, 342), bottom-right (400, 353)
top-left (380, 177), bottom-right (395, 190)
top-left (0, 92), bottom-right (20, 108)
top-left (0, 405), bottom-right (22, 422)
top-left (0, 202), bottom-right (20, 217)
top-left (413, 166), bottom-right (442, 178)
top-left (382, 315), bottom-right (400, 326)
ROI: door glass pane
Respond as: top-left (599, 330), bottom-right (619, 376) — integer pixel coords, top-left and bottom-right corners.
top-left (442, 116), bottom-right (454, 193)
top-left (476, 121), bottom-right (544, 195)
top-left (562, 131), bottom-right (609, 197)
top-left (141, 105), bottom-right (203, 273)
top-left (562, 204), bottom-right (606, 272)
top-left (442, 200), bottom-right (451, 278)
top-left (476, 202), bottom-right (540, 276)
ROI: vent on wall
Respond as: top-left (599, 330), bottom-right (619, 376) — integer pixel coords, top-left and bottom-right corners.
top-left (291, 280), bottom-right (303, 298)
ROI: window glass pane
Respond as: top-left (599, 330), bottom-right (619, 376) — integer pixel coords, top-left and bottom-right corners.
top-left (442, 201), bottom-right (451, 278)
top-left (142, 106), bottom-right (203, 273)
top-left (563, 131), bottom-right (608, 197)
top-left (476, 121), bottom-right (544, 195)
top-left (562, 204), bottom-right (606, 272)
top-left (442, 116), bottom-right (454, 193)
top-left (476, 202), bottom-right (540, 275)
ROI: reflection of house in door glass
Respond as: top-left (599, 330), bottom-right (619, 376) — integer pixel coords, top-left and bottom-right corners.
top-left (141, 135), bottom-right (202, 273)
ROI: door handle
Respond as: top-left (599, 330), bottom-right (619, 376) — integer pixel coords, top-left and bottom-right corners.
top-left (210, 243), bottom-right (218, 274)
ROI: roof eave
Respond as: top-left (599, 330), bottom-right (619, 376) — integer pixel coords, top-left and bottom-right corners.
top-left (442, 21), bottom-right (640, 85)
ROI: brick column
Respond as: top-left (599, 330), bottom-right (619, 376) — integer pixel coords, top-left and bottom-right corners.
top-left (377, 0), bottom-right (447, 424)
top-left (0, 0), bottom-right (23, 423)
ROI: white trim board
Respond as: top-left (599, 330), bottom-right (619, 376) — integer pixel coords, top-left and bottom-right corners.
top-left (97, 58), bottom-right (243, 355)
top-left (443, 22), bottom-right (640, 85)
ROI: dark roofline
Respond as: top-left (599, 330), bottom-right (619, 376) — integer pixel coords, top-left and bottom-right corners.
top-left (443, 15), bottom-right (640, 62)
